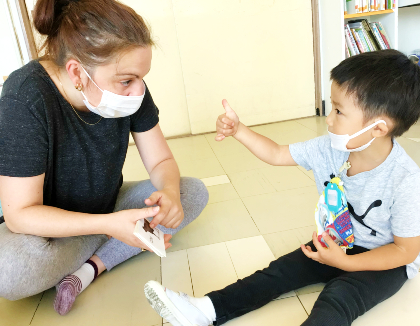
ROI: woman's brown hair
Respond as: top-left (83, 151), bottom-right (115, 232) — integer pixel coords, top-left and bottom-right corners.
top-left (33, 0), bottom-right (153, 67)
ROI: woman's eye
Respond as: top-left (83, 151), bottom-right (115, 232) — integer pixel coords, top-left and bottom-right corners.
top-left (121, 80), bottom-right (131, 86)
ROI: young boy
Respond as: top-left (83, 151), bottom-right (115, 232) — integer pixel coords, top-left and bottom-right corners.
top-left (144, 50), bottom-right (420, 326)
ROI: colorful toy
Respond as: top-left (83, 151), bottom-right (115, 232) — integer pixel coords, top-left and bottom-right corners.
top-left (315, 163), bottom-right (354, 249)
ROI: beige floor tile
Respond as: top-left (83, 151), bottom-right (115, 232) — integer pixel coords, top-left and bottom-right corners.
top-left (161, 250), bottom-right (194, 297)
top-left (204, 133), bottom-right (250, 158)
top-left (249, 120), bottom-right (305, 138)
top-left (261, 166), bottom-right (315, 192)
top-left (396, 136), bottom-right (420, 166)
top-left (224, 296), bottom-right (308, 326)
top-left (352, 276), bottom-right (420, 325)
top-left (228, 169), bottom-right (276, 198)
top-left (408, 137), bottom-right (420, 142)
top-left (243, 186), bottom-right (319, 234)
top-left (293, 225), bottom-right (317, 244)
top-left (297, 166), bottom-right (316, 181)
top-left (294, 116), bottom-right (328, 136)
top-left (0, 293), bottom-right (43, 326)
top-left (225, 236), bottom-right (275, 279)
top-left (123, 153), bottom-right (150, 182)
top-left (251, 120), bottom-right (318, 145)
top-left (187, 243), bottom-right (238, 297)
top-left (217, 151), bottom-right (272, 174)
top-left (401, 122), bottom-right (420, 139)
top-left (166, 135), bottom-right (209, 149)
top-left (269, 127), bottom-right (318, 146)
top-left (126, 144), bottom-right (140, 156)
top-left (31, 253), bottom-right (162, 326)
top-left (167, 199), bottom-right (260, 252)
top-left (298, 291), bottom-right (319, 315)
top-left (207, 183), bottom-right (240, 204)
top-left (169, 138), bottom-right (216, 162)
top-left (161, 250), bottom-right (194, 325)
top-left (263, 229), bottom-right (302, 259)
top-left (177, 156), bottom-right (225, 179)
top-left (201, 175), bottom-right (230, 187)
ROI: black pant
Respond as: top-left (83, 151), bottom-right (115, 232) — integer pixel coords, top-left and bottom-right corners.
top-left (207, 242), bottom-right (407, 326)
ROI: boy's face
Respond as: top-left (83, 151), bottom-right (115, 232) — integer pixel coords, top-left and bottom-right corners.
top-left (326, 81), bottom-right (381, 150)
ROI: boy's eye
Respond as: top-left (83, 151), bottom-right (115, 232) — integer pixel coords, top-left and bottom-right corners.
top-left (335, 109), bottom-right (342, 115)
top-left (121, 80), bottom-right (131, 86)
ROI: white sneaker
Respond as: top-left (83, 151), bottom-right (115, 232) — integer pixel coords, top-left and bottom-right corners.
top-left (144, 281), bottom-right (212, 326)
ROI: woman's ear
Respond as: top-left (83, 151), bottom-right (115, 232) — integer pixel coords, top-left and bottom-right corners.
top-left (66, 60), bottom-right (85, 88)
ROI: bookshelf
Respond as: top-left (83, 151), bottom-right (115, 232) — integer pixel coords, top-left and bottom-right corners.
top-left (318, 1), bottom-right (400, 116)
top-left (344, 9), bottom-right (394, 18)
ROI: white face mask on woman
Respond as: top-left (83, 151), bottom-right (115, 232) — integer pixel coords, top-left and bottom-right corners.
top-left (328, 120), bottom-right (387, 152)
top-left (80, 66), bottom-right (145, 118)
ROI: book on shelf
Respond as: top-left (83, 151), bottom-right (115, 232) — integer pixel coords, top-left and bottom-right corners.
top-left (375, 21), bottom-right (391, 48)
top-left (344, 19), bottom-right (390, 56)
top-left (345, 41), bottom-right (351, 59)
top-left (348, 19), bottom-right (380, 50)
top-left (344, 24), bottom-right (360, 56)
top-left (369, 22), bottom-right (389, 49)
top-left (346, 0), bottom-right (394, 14)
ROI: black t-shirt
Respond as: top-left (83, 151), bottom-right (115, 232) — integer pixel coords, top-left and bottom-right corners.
top-left (0, 60), bottom-right (159, 214)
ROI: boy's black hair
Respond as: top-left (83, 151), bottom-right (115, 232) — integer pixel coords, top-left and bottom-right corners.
top-left (330, 49), bottom-right (420, 137)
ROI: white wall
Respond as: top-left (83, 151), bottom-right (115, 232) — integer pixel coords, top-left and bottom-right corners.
top-left (319, 0), bottom-right (344, 116)
top-left (126, 0), bottom-right (316, 135)
top-left (0, 0), bottom-right (23, 79)
top-left (398, 6), bottom-right (420, 55)
top-left (399, 0), bottom-right (420, 7)
top-left (23, 0), bottom-right (316, 137)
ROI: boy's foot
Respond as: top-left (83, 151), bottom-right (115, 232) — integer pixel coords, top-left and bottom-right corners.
top-left (144, 281), bottom-right (213, 326)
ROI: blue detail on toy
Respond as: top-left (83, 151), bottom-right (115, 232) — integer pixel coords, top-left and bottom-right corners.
top-left (324, 183), bottom-right (342, 214)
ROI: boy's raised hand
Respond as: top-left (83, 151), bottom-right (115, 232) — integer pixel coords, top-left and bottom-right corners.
top-left (215, 99), bottom-right (239, 141)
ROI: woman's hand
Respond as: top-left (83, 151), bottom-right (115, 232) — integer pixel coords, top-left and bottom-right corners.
top-left (145, 189), bottom-right (184, 229)
top-left (301, 231), bottom-right (351, 271)
top-left (215, 99), bottom-right (240, 141)
top-left (106, 206), bottom-right (172, 252)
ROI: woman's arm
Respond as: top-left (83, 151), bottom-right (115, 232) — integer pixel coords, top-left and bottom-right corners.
top-left (132, 124), bottom-right (183, 229)
top-left (0, 174), bottom-right (160, 248)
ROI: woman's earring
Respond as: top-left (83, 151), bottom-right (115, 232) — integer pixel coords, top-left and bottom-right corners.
top-left (75, 84), bottom-right (83, 91)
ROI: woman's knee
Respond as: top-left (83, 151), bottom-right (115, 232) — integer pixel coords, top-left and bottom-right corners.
top-left (180, 177), bottom-right (209, 212)
top-left (0, 233), bottom-right (50, 300)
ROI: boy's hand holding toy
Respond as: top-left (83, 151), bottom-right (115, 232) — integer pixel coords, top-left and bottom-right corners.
top-left (301, 231), bottom-right (351, 271)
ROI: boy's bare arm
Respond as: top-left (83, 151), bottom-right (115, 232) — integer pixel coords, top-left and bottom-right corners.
top-left (303, 231), bottom-right (420, 272)
top-left (233, 123), bottom-right (297, 166)
top-left (215, 99), bottom-right (297, 166)
top-left (345, 235), bottom-right (420, 272)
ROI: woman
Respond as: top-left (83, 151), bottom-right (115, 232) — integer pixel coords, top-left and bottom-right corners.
top-left (0, 0), bottom-right (208, 316)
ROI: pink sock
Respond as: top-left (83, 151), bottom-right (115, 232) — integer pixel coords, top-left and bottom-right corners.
top-left (54, 260), bottom-right (98, 315)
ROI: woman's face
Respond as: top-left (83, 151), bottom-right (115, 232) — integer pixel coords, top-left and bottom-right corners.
top-left (81, 46), bottom-right (152, 107)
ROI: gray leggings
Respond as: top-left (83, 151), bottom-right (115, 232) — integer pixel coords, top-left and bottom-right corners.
top-left (0, 177), bottom-right (208, 300)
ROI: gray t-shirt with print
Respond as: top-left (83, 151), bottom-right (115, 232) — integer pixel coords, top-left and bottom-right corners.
top-left (290, 135), bottom-right (420, 279)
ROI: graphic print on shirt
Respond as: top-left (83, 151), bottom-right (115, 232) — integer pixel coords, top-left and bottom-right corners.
top-left (324, 174), bottom-right (382, 236)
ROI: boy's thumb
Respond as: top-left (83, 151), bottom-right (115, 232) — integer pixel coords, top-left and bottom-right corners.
top-left (222, 99), bottom-right (235, 117)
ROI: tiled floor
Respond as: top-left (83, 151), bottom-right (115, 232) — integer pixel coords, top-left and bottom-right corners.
top-left (2, 116), bottom-right (420, 326)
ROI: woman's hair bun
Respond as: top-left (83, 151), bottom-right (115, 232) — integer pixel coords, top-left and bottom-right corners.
top-left (33, 0), bottom-right (74, 36)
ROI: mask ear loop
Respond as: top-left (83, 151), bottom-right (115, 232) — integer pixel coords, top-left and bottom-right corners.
top-left (80, 66), bottom-right (107, 113)
top-left (348, 120), bottom-right (387, 140)
top-left (80, 66), bottom-right (104, 92)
